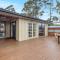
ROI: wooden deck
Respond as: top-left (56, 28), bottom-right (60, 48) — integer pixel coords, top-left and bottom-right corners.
top-left (0, 37), bottom-right (60, 60)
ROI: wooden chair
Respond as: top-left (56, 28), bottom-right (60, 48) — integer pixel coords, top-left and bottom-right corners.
top-left (54, 33), bottom-right (58, 39)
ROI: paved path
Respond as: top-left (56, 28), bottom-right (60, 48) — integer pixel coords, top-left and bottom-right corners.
top-left (0, 37), bottom-right (60, 60)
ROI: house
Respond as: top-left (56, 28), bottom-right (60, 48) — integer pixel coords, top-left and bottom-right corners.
top-left (48, 18), bottom-right (60, 36)
top-left (48, 25), bottom-right (60, 36)
top-left (0, 8), bottom-right (48, 41)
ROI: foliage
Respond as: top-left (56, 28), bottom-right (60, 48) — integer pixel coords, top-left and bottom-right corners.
top-left (22, 0), bottom-right (49, 18)
top-left (52, 16), bottom-right (58, 21)
top-left (56, 1), bottom-right (60, 14)
top-left (48, 24), bottom-right (60, 26)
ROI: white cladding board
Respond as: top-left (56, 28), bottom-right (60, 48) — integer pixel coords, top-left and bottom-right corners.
top-left (16, 19), bottom-right (39, 41)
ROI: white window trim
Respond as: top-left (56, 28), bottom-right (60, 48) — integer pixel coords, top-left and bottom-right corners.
top-left (28, 23), bottom-right (36, 37)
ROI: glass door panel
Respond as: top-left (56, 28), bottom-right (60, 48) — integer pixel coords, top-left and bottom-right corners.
top-left (0, 22), bottom-right (5, 38)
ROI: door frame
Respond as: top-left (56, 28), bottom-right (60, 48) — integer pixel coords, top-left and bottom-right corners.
top-left (10, 21), bottom-right (16, 39)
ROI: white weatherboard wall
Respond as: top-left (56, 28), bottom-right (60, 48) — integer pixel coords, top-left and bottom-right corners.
top-left (16, 19), bottom-right (39, 41)
top-left (16, 20), bottom-right (19, 41)
top-left (45, 24), bottom-right (48, 37)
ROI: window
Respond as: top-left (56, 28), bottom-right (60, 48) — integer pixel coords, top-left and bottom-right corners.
top-left (28, 23), bottom-right (32, 37)
top-left (39, 23), bottom-right (45, 36)
top-left (0, 23), bottom-right (5, 38)
top-left (33, 24), bottom-right (36, 36)
top-left (0, 23), bottom-right (5, 32)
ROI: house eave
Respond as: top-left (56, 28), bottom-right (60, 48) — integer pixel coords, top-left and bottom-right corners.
top-left (0, 8), bottom-right (47, 23)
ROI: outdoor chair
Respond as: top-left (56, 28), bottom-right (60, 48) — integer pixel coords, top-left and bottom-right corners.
top-left (54, 33), bottom-right (58, 39)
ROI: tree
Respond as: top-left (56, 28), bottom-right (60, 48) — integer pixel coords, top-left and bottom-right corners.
top-left (52, 16), bottom-right (58, 21)
top-left (22, 0), bottom-right (49, 18)
top-left (5, 5), bottom-right (15, 13)
top-left (56, 1), bottom-right (60, 14)
top-left (45, 0), bottom-right (59, 22)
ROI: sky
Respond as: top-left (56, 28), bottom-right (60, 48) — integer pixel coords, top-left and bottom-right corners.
top-left (0, 0), bottom-right (26, 13)
top-left (0, 0), bottom-right (59, 20)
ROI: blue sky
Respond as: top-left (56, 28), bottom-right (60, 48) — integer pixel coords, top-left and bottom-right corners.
top-left (0, 0), bottom-right (59, 20)
top-left (0, 0), bottom-right (26, 13)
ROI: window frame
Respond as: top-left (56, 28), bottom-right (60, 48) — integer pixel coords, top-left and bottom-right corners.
top-left (28, 23), bottom-right (32, 37)
top-left (33, 23), bottom-right (36, 37)
top-left (28, 23), bottom-right (36, 37)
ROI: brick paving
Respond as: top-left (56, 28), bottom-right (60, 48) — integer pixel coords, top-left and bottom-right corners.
top-left (0, 37), bottom-right (60, 60)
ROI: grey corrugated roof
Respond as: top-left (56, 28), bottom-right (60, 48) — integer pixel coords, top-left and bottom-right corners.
top-left (0, 8), bottom-right (47, 23)
top-left (0, 8), bottom-right (20, 15)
